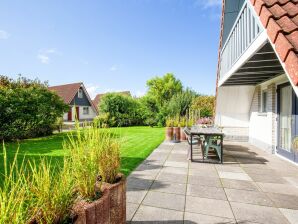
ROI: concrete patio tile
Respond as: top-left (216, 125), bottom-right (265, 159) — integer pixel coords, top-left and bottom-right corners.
top-left (127, 177), bottom-right (154, 190)
top-left (188, 168), bottom-right (219, 178)
top-left (225, 188), bottom-right (274, 206)
top-left (248, 173), bottom-right (287, 184)
top-left (218, 171), bottom-right (252, 181)
top-left (242, 166), bottom-right (276, 175)
top-left (126, 189), bottom-right (148, 204)
top-left (279, 208), bottom-right (298, 224)
top-left (164, 161), bottom-right (188, 168)
top-left (127, 203), bottom-right (139, 222)
top-left (142, 191), bottom-right (185, 211)
top-left (160, 166), bottom-right (188, 175)
top-left (215, 165), bottom-right (245, 173)
top-left (188, 175), bottom-right (222, 188)
top-left (189, 162), bottom-right (216, 170)
top-left (185, 196), bottom-right (234, 219)
top-left (151, 181), bottom-right (186, 195)
top-left (221, 179), bottom-right (260, 191)
top-left (132, 205), bottom-right (183, 223)
top-left (187, 184), bottom-right (227, 200)
top-left (156, 172), bottom-right (187, 184)
top-left (256, 182), bottom-right (298, 196)
top-left (266, 193), bottom-right (298, 210)
top-left (283, 177), bottom-right (298, 187)
top-left (184, 212), bottom-right (236, 224)
top-left (230, 202), bottom-right (289, 224)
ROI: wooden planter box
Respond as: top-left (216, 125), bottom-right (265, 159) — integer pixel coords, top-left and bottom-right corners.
top-left (73, 174), bottom-right (126, 224)
top-left (165, 127), bottom-right (173, 141)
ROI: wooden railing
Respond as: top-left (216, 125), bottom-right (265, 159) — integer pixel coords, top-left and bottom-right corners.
top-left (219, 1), bottom-right (264, 80)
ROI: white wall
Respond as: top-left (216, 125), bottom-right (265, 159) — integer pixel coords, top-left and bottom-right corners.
top-left (215, 86), bottom-right (255, 127)
top-left (78, 106), bottom-right (97, 120)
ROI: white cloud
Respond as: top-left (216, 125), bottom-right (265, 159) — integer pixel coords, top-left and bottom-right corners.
top-left (86, 84), bottom-right (101, 99)
top-left (37, 48), bottom-right (60, 64)
top-left (109, 65), bottom-right (117, 72)
top-left (0, 30), bottom-right (10, 39)
top-left (37, 54), bottom-right (50, 64)
top-left (134, 90), bottom-right (146, 97)
top-left (194, 0), bottom-right (221, 9)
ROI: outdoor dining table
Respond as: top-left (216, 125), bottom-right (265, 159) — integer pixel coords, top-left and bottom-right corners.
top-left (190, 126), bottom-right (224, 164)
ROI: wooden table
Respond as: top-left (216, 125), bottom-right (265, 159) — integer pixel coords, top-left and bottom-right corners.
top-left (190, 127), bottom-right (224, 163)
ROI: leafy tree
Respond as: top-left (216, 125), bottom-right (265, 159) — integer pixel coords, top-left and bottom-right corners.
top-left (98, 93), bottom-right (143, 127)
top-left (191, 95), bottom-right (215, 118)
top-left (0, 75), bottom-right (68, 140)
top-left (146, 73), bottom-right (183, 107)
top-left (167, 89), bottom-right (197, 117)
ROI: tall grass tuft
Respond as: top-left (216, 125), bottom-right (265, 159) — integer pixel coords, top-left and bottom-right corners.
top-left (64, 123), bottom-right (103, 200)
top-left (27, 158), bottom-right (74, 223)
top-left (0, 144), bottom-right (29, 224)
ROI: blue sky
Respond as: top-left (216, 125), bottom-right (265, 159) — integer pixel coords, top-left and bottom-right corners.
top-left (0, 0), bottom-right (221, 98)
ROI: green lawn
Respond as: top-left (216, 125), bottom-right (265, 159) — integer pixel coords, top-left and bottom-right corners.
top-left (0, 126), bottom-right (165, 178)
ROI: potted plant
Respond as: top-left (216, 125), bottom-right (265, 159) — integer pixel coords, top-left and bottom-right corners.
top-left (165, 117), bottom-right (174, 141)
top-left (179, 117), bottom-right (187, 141)
top-left (172, 115), bottom-right (180, 143)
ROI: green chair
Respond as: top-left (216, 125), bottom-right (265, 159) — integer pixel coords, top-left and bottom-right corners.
top-left (204, 136), bottom-right (222, 162)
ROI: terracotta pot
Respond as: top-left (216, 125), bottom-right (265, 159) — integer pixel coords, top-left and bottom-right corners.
top-left (180, 127), bottom-right (187, 141)
top-left (173, 127), bottom-right (180, 142)
top-left (165, 127), bottom-right (173, 141)
top-left (73, 188), bottom-right (110, 224)
top-left (101, 174), bottom-right (126, 224)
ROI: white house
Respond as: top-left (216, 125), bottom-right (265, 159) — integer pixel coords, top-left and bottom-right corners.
top-left (49, 82), bottom-right (98, 122)
top-left (215, 0), bottom-right (298, 163)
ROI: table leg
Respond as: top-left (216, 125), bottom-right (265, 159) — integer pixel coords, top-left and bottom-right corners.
top-left (191, 134), bottom-right (193, 161)
top-left (220, 135), bottom-right (223, 164)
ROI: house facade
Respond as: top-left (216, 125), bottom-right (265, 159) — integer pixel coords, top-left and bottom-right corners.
top-left (49, 82), bottom-right (98, 122)
top-left (215, 0), bottom-right (298, 163)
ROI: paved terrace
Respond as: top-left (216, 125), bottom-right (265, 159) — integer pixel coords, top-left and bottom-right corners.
top-left (126, 141), bottom-right (298, 224)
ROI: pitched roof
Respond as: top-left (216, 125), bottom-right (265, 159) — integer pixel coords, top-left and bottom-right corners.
top-left (93, 91), bottom-right (131, 109)
top-left (48, 82), bottom-right (82, 104)
top-left (250, 0), bottom-right (298, 85)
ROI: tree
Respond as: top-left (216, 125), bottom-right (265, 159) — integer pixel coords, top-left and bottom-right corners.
top-left (191, 95), bottom-right (215, 118)
top-left (146, 73), bottom-right (183, 108)
top-left (98, 93), bottom-right (143, 127)
top-left (0, 75), bottom-right (68, 140)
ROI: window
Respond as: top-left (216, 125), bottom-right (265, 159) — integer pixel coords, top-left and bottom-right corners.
top-left (78, 89), bottom-right (83, 98)
top-left (83, 107), bottom-right (89, 115)
top-left (261, 90), bottom-right (268, 113)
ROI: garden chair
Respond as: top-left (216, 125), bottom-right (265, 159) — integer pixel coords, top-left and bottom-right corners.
top-left (183, 127), bottom-right (203, 160)
top-left (204, 135), bottom-right (222, 162)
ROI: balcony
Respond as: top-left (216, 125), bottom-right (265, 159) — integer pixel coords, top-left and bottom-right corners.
top-left (218, 0), bottom-right (284, 87)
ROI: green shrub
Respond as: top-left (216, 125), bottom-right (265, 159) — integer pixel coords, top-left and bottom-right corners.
top-left (0, 75), bottom-right (68, 141)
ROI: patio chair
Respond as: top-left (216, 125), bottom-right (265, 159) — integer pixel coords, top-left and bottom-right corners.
top-left (183, 127), bottom-right (202, 160)
top-left (204, 136), bottom-right (222, 162)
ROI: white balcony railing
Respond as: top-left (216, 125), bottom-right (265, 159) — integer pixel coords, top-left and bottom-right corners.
top-left (219, 1), bottom-right (264, 80)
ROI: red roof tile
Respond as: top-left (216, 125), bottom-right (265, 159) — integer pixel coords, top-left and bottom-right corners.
top-left (250, 0), bottom-right (298, 85)
top-left (48, 82), bottom-right (82, 104)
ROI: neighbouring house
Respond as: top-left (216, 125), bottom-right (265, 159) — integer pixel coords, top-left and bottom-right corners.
top-left (49, 82), bottom-right (98, 122)
top-left (215, 0), bottom-right (298, 163)
top-left (93, 91), bottom-right (131, 109)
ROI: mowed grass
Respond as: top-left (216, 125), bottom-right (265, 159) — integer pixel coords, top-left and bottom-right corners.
top-left (0, 126), bottom-right (165, 179)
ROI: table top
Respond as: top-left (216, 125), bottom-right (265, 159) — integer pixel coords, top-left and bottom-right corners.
top-left (190, 126), bottom-right (224, 135)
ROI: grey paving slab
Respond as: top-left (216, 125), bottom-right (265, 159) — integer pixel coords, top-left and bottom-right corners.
top-left (218, 171), bottom-right (252, 181)
top-left (185, 196), bottom-right (234, 219)
top-left (159, 166), bottom-right (188, 175)
top-left (279, 208), bottom-right (298, 224)
top-left (248, 173), bottom-right (287, 184)
top-left (188, 168), bottom-right (219, 178)
top-left (126, 189), bottom-right (148, 204)
top-left (221, 178), bottom-right (260, 191)
top-left (184, 212), bottom-right (236, 224)
top-left (225, 188), bottom-right (274, 206)
top-left (164, 161), bottom-right (188, 168)
top-left (132, 205), bottom-right (184, 223)
top-left (266, 192), bottom-right (298, 210)
top-left (188, 175), bottom-right (222, 187)
top-left (215, 164), bottom-right (245, 173)
top-left (187, 184), bottom-right (227, 200)
top-left (156, 172), bottom-right (187, 184)
top-left (127, 177), bottom-right (154, 190)
top-left (142, 191), bottom-right (185, 211)
top-left (151, 181), bottom-right (186, 195)
top-left (230, 202), bottom-right (290, 224)
top-left (127, 203), bottom-right (139, 222)
top-left (256, 182), bottom-right (298, 196)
